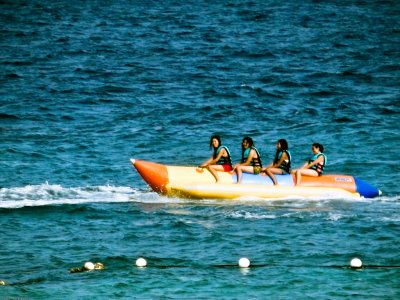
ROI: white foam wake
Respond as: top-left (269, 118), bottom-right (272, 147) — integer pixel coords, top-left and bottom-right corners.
top-left (0, 183), bottom-right (144, 209)
top-left (1, 183), bottom-right (398, 209)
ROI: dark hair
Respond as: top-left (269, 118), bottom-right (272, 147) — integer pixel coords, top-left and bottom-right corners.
top-left (242, 136), bottom-right (254, 148)
top-left (274, 139), bottom-right (289, 163)
top-left (209, 135), bottom-right (221, 150)
top-left (312, 143), bottom-right (324, 153)
top-left (278, 139), bottom-right (288, 151)
top-left (241, 136), bottom-right (254, 159)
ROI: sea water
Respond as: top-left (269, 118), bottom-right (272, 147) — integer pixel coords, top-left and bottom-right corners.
top-left (1, 1), bottom-right (399, 299)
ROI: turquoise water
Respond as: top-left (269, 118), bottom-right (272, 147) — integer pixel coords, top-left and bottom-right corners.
top-left (1, 0), bottom-right (399, 298)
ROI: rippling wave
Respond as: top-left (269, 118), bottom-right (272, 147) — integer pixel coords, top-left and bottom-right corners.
top-left (1, 1), bottom-right (399, 298)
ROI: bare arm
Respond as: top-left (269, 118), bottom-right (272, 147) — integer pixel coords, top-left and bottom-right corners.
top-left (200, 148), bottom-right (227, 167)
top-left (233, 149), bottom-right (255, 169)
top-left (301, 155), bottom-right (324, 169)
top-left (271, 152), bottom-right (288, 168)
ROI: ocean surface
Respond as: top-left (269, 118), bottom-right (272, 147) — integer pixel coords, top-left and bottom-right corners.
top-left (1, 0), bottom-right (399, 298)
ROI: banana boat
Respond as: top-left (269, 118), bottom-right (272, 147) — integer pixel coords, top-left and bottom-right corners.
top-left (130, 159), bottom-right (381, 200)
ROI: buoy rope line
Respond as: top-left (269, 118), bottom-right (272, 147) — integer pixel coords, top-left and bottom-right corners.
top-left (66, 257), bottom-right (399, 272)
top-left (323, 265), bottom-right (400, 269)
top-left (1, 258), bottom-right (400, 286)
top-left (136, 257), bottom-right (399, 270)
top-left (194, 264), bottom-right (400, 269)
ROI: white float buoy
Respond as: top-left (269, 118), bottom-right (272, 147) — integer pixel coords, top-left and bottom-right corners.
top-left (136, 257), bottom-right (147, 267)
top-left (84, 261), bottom-right (95, 270)
top-left (238, 257), bottom-right (251, 268)
top-left (350, 257), bottom-right (362, 268)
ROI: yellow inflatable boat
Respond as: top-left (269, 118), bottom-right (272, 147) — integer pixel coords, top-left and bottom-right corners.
top-left (130, 159), bottom-right (381, 200)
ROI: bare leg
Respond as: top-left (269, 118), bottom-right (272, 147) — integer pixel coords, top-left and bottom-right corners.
top-left (296, 169), bottom-right (301, 186)
top-left (236, 167), bottom-right (242, 183)
top-left (296, 169), bottom-right (318, 185)
top-left (206, 166), bottom-right (219, 182)
top-left (206, 165), bottom-right (225, 183)
top-left (265, 167), bottom-right (284, 185)
top-left (236, 166), bottom-right (254, 184)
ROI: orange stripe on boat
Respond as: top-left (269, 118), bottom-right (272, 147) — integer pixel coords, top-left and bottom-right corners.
top-left (131, 159), bottom-right (169, 194)
top-left (299, 174), bottom-right (357, 193)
